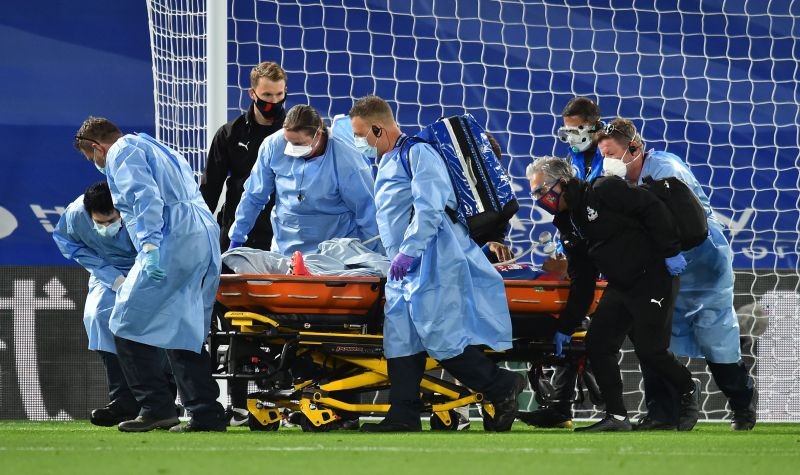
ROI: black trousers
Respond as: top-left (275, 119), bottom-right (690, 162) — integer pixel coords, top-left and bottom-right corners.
top-left (642, 359), bottom-right (754, 423)
top-left (114, 336), bottom-right (224, 425)
top-left (547, 365), bottom-right (578, 415)
top-left (585, 267), bottom-right (694, 417)
top-left (385, 346), bottom-right (517, 423)
top-left (97, 350), bottom-right (139, 412)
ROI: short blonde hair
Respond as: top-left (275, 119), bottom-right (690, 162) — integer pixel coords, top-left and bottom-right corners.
top-left (250, 61), bottom-right (287, 88)
top-left (349, 95), bottom-right (395, 125)
top-left (595, 118), bottom-right (644, 150)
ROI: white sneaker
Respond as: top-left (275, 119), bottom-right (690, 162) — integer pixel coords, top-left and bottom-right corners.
top-left (454, 406), bottom-right (471, 431)
top-left (226, 407), bottom-right (250, 427)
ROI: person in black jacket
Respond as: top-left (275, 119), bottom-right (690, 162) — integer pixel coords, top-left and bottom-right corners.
top-left (526, 156), bottom-right (699, 432)
top-left (199, 61), bottom-right (286, 426)
top-left (200, 61), bottom-right (287, 250)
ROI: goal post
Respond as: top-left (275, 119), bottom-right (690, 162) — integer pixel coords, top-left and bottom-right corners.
top-left (146, 0), bottom-right (800, 422)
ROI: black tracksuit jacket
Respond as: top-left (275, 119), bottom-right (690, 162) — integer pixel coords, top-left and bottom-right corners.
top-left (553, 176), bottom-right (682, 334)
top-left (200, 105), bottom-right (285, 249)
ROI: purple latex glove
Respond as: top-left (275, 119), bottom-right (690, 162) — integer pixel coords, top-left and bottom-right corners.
top-left (228, 240), bottom-right (244, 251)
top-left (389, 252), bottom-right (415, 281)
top-left (553, 331), bottom-right (572, 358)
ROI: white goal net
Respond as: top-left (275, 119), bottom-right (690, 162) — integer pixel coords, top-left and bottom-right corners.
top-left (146, 0), bottom-right (800, 422)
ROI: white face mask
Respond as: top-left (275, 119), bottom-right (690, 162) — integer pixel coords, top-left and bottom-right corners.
top-left (353, 135), bottom-right (378, 158)
top-left (603, 146), bottom-right (643, 179)
top-left (284, 129), bottom-right (318, 157)
top-left (94, 219), bottom-right (122, 238)
top-left (557, 125), bottom-right (594, 153)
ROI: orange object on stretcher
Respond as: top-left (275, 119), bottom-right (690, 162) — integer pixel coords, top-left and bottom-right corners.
top-left (216, 274), bottom-right (606, 316)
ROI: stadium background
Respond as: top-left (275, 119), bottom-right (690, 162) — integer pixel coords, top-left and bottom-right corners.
top-left (0, 0), bottom-right (797, 422)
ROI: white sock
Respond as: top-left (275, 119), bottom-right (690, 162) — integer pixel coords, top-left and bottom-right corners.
top-left (611, 414), bottom-right (627, 421)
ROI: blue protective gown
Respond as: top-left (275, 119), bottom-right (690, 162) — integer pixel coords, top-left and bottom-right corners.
top-left (105, 133), bottom-right (221, 353)
top-left (638, 150), bottom-right (741, 363)
top-left (229, 130), bottom-right (382, 256)
top-left (374, 137), bottom-right (512, 360)
top-left (53, 196), bottom-right (137, 353)
top-left (567, 146), bottom-right (605, 182)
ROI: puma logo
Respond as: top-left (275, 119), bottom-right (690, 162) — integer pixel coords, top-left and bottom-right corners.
top-left (650, 298), bottom-right (664, 307)
top-left (238, 141), bottom-right (249, 150)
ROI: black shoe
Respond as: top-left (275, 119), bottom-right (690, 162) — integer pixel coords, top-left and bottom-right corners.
top-left (489, 372), bottom-right (527, 432)
top-left (678, 387), bottom-right (700, 431)
top-left (359, 419), bottom-right (421, 432)
top-left (169, 418), bottom-right (227, 433)
top-left (634, 414), bottom-right (676, 431)
top-left (731, 407), bottom-right (756, 431)
top-left (118, 415), bottom-right (180, 432)
top-left (286, 411), bottom-right (303, 427)
top-left (575, 415), bottom-right (632, 433)
top-left (517, 407), bottom-right (573, 429)
top-left (90, 404), bottom-right (139, 427)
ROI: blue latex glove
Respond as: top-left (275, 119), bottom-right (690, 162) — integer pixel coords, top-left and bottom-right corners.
top-left (664, 254), bottom-right (687, 276)
top-left (553, 331), bottom-right (572, 358)
top-left (389, 252), bottom-right (415, 281)
top-left (143, 248), bottom-right (167, 282)
top-left (228, 240), bottom-right (245, 251)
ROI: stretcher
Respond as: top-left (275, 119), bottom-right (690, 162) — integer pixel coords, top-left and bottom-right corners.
top-left (212, 273), bottom-right (606, 431)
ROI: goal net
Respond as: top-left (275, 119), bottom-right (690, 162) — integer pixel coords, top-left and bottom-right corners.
top-left (146, 0), bottom-right (800, 422)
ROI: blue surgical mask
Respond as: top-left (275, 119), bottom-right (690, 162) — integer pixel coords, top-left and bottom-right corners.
top-left (353, 135), bottom-right (378, 158)
top-left (94, 220), bottom-right (122, 238)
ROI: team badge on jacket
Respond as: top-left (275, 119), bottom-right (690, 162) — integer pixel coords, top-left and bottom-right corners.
top-left (586, 206), bottom-right (598, 221)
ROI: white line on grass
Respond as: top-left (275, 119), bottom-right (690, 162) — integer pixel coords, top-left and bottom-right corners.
top-left (0, 446), bottom-right (798, 457)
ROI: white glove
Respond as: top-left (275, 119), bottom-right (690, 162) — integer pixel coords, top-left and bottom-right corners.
top-left (112, 275), bottom-right (126, 292)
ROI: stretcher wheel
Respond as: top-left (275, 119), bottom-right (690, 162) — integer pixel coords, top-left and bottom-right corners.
top-left (248, 416), bottom-right (280, 432)
top-left (299, 415), bottom-right (333, 432)
top-left (482, 410), bottom-right (495, 431)
top-left (429, 410), bottom-right (459, 431)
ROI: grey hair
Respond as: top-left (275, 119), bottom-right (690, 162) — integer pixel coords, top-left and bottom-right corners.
top-left (525, 156), bottom-right (575, 182)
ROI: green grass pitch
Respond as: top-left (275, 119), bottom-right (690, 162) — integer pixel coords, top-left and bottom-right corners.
top-left (0, 421), bottom-right (798, 475)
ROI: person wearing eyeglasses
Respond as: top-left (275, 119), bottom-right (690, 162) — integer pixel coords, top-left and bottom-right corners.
top-left (227, 104), bottom-right (381, 256)
top-left (597, 118), bottom-right (756, 431)
top-left (73, 117), bottom-right (226, 432)
top-left (526, 156), bottom-right (699, 432)
top-left (520, 97), bottom-right (606, 430)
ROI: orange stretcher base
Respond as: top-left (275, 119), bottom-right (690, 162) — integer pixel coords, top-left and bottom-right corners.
top-left (216, 274), bottom-right (605, 316)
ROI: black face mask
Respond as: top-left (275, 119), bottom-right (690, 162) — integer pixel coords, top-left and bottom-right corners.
top-left (253, 96), bottom-right (286, 119)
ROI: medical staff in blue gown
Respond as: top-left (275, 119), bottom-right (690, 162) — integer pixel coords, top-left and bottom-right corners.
top-left (598, 118), bottom-right (755, 431)
top-left (74, 117), bottom-right (225, 433)
top-left (53, 182), bottom-right (143, 426)
top-left (348, 95), bottom-right (525, 433)
top-left (228, 104), bottom-right (382, 256)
